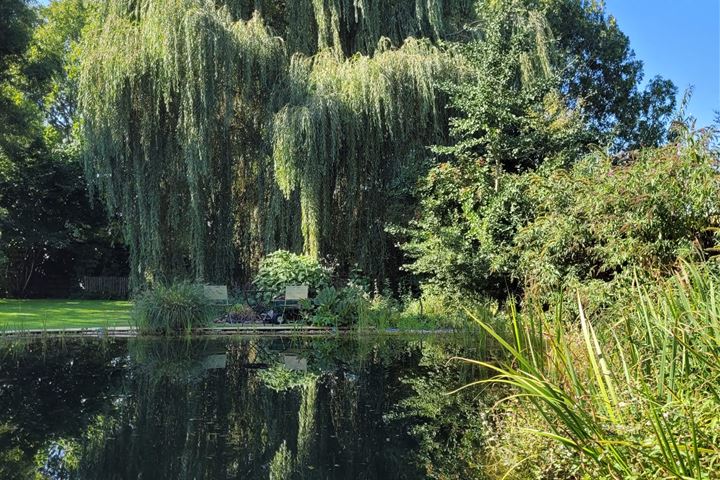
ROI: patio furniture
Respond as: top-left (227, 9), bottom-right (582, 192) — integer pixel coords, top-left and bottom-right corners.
top-left (203, 285), bottom-right (229, 305)
top-left (268, 285), bottom-right (309, 324)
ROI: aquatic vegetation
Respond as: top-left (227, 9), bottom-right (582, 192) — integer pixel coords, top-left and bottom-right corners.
top-left (465, 261), bottom-right (720, 478)
top-left (302, 285), bottom-right (367, 327)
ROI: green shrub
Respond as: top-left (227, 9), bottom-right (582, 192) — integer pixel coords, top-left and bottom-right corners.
top-left (305, 286), bottom-right (470, 330)
top-left (398, 160), bottom-right (531, 301)
top-left (402, 128), bottom-right (720, 307)
top-left (517, 134), bottom-right (720, 307)
top-left (357, 294), bottom-right (402, 330)
top-left (253, 250), bottom-right (332, 299)
top-left (132, 282), bottom-right (212, 334)
top-left (353, 290), bottom-right (488, 331)
top-left (303, 286), bottom-right (367, 327)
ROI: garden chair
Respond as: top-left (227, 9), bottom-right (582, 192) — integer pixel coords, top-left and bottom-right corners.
top-left (203, 285), bottom-right (229, 305)
top-left (263, 285), bottom-right (309, 324)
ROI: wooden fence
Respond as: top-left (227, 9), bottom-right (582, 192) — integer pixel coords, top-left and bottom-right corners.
top-left (81, 276), bottom-right (129, 299)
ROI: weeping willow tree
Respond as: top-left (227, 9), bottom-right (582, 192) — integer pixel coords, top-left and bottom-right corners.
top-left (79, 1), bottom-right (284, 285)
top-left (221, 0), bottom-right (474, 55)
top-left (270, 39), bottom-right (454, 270)
top-left (78, 0), bottom-right (471, 286)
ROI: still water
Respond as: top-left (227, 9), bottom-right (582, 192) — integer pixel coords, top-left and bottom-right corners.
top-left (0, 335), bottom-right (489, 479)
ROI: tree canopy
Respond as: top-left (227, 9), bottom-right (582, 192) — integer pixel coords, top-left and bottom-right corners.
top-left (73, 0), bottom-right (679, 289)
top-left (0, 0), bottom-right (127, 297)
top-left (78, 0), bottom-right (469, 286)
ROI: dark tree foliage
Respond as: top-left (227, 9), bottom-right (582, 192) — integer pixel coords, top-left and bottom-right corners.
top-left (0, 0), bottom-right (35, 74)
top-left (0, 144), bottom-right (127, 297)
top-left (542, 0), bottom-right (677, 149)
top-left (0, 0), bottom-right (127, 298)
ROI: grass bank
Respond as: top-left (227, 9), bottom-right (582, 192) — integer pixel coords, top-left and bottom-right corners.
top-left (0, 299), bottom-right (132, 331)
top-left (0, 298), bottom-right (462, 336)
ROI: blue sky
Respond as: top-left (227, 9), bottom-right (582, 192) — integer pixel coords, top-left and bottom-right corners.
top-left (604, 0), bottom-right (719, 128)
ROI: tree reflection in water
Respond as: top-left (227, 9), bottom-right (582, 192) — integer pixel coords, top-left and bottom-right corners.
top-left (0, 335), bottom-right (490, 479)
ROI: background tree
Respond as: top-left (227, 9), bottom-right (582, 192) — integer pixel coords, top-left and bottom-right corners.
top-left (22, 0), bottom-right (89, 137)
top-left (0, 0), bottom-right (35, 74)
top-left (400, 1), bottom-right (590, 299)
top-left (0, 0), bottom-right (36, 161)
top-left (400, 0), bottom-right (681, 300)
top-left (541, 0), bottom-right (677, 149)
top-left (0, 0), bottom-right (127, 297)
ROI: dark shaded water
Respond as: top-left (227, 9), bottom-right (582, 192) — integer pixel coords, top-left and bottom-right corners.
top-left (0, 335), bottom-right (489, 480)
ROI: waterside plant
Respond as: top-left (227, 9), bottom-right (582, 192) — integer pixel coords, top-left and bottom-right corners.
top-left (463, 262), bottom-right (720, 478)
top-left (132, 282), bottom-right (212, 335)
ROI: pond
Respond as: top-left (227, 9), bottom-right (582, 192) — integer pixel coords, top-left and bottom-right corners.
top-left (0, 335), bottom-right (494, 479)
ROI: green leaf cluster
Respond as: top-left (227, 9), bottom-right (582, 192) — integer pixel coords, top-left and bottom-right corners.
top-left (517, 129), bottom-right (720, 307)
top-left (303, 285), bottom-right (366, 327)
top-left (253, 250), bottom-right (332, 298)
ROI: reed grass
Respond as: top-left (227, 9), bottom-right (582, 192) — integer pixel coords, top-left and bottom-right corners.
top-left (461, 262), bottom-right (720, 478)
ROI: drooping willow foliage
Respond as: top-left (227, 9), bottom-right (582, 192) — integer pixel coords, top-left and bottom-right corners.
top-left (271, 39), bottom-right (453, 262)
top-left (225, 0), bottom-right (475, 55)
top-left (78, 0), bottom-right (471, 286)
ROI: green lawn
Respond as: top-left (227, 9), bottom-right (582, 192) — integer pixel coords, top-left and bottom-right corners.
top-left (0, 299), bottom-right (133, 331)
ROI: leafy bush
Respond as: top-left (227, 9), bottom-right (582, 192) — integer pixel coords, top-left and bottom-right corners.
top-left (253, 250), bottom-right (332, 299)
top-left (303, 286), bottom-right (367, 327)
top-left (133, 282), bottom-right (212, 334)
top-left (403, 128), bottom-right (720, 306)
top-left (398, 161), bottom-right (532, 300)
top-left (351, 289), bottom-right (486, 332)
top-left (302, 286), bottom-right (466, 329)
top-left (518, 131), bottom-right (720, 306)
top-left (356, 294), bottom-right (402, 330)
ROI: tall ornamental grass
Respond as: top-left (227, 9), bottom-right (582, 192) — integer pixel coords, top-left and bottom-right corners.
top-left (462, 262), bottom-right (720, 478)
top-left (133, 282), bottom-right (212, 335)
